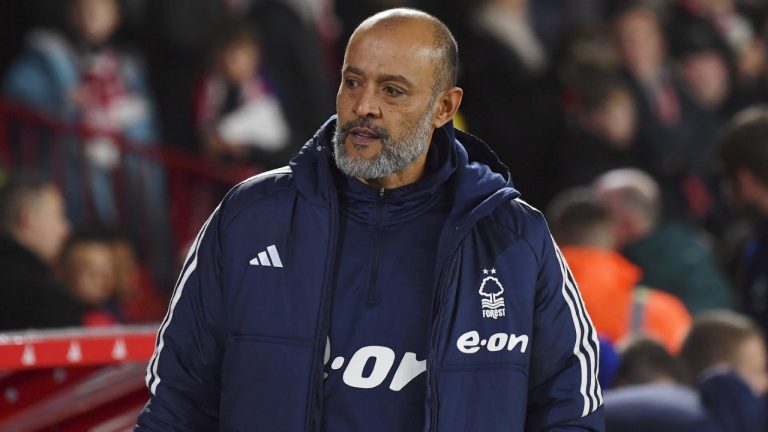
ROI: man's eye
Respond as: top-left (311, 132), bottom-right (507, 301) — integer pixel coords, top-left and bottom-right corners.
top-left (345, 79), bottom-right (359, 88)
top-left (384, 86), bottom-right (404, 97)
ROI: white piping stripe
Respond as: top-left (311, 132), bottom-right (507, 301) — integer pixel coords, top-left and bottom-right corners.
top-left (145, 166), bottom-right (292, 391)
top-left (559, 248), bottom-right (603, 405)
top-left (514, 198), bottom-right (602, 411)
top-left (147, 205), bottom-right (220, 395)
top-left (562, 261), bottom-right (604, 406)
top-left (144, 223), bottom-right (207, 387)
top-left (552, 238), bottom-right (602, 414)
top-left (560, 253), bottom-right (600, 411)
top-left (553, 244), bottom-right (592, 416)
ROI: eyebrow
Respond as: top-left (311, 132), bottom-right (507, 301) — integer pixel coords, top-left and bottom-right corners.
top-left (343, 65), bottom-right (413, 88)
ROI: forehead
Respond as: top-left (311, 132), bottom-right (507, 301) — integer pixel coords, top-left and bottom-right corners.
top-left (618, 10), bottom-right (658, 32)
top-left (35, 186), bottom-right (62, 208)
top-left (70, 242), bottom-right (112, 261)
top-left (344, 23), bottom-right (439, 84)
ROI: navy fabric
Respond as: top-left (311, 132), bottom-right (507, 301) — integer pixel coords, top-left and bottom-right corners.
top-left (604, 384), bottom-right (717, 432)
top-left (700, 370), bottom-right (767, 432)
top-left (136, 117), bottom-right (604, 431)
top-left (322, 138), bottom-right (454, 431)
top-left (744, 219), bottom-right (768, 336)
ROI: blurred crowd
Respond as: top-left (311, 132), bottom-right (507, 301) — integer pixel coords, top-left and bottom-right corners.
top-left (1, 0), bottom-right (768, 429)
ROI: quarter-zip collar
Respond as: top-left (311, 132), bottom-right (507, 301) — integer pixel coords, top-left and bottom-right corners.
top-left (337, 127), bottom-right (457, 226)
top-left (289, 116), bottom-right (520, 219)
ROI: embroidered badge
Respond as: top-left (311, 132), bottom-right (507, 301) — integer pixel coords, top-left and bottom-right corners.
top-left (479, 268), bottom-right (506, 319)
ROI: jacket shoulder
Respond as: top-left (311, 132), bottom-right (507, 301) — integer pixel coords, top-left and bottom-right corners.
top-left (478, 197), bottom-right (553, 262)
top-left (487, 197), bottom-right (549, 236)
top-left (218, 166), bottom-right (295, 224)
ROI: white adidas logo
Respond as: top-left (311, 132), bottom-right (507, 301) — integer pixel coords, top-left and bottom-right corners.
top-left (249, 245), bottom-right (284, 268)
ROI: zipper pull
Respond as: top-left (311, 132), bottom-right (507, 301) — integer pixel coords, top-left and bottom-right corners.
top-left (379, 187), bottom-right (385, 197)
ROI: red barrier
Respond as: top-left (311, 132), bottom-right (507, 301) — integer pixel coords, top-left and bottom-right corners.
top-left (0, 326), bottom-right (157, 370)
top-left (0, 326), bottom-right (157, 432)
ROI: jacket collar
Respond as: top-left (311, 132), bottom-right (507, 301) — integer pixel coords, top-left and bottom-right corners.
top-left (290, 116), bottom-right (520, 224)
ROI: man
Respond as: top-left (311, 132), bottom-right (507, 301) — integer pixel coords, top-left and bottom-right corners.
top-left (612, 4), bottom-right (716, 221)
top-left (593, 168), bottom-right (733, 314)
top-left (137, 9), bottom-right (603, 431)
top-left (547, 187), bottom-right (691, 353)
top-left (680, 311), bottom-right (768, 431)
top-left (0, 174), bottom-right (83, 330)
top-left (718, 106), bottom-right (768, 336)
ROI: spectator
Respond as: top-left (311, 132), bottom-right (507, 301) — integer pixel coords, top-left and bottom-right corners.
top-left (680, 311), bottom-right (768, 431)
top-left (671, 19), bottom-right (732, 113)
top-left (109, 234), bottom-right (166, 323)
top-left (681, 311), bottom-right (768, 393)
top-left (1, 0), bottom-right (169, 276)
top-left (0, 174), bottom-right (84, 331)
top-left (612, 3), bottom-right (716, 221)
top-left (613, 337), bottom-right (689, 387)
top-left (459, 0), bottom-right (561, 208)
top-left (593, 168), bottom-right (734, 314)
top-left (2, 0), bottom-right (157, 146)
top-left (194, 22), bottom-right (291, 166)
top-left (603, 337), bottom-right (715, 432)
top-left (57, 231), bottom-right (119, 326)
top-left (140, 0), bottom-right (229, 152)
top-left (718, 106), bottom-right (768, 335)
top-left (556, 76), bottom-right (644, 189)
top-left (246, 0), bottom-right (336, 156)
top-left (671, 0), bottom-right (767, 113)
top-left (547, 187), bottom-right (691, 352)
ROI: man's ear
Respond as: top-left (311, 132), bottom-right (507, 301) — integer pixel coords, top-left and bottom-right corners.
top-left (432, 87), bottom-right (464, 129)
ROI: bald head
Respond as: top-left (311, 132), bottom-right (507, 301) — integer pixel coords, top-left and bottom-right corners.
top-left (592, 169), bottom-right (661, 245)
top-left (349, 8), bottom-right (458, 93)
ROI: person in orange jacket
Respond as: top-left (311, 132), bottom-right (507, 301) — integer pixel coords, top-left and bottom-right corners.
top-left (547, 187), bottom-right (691, 352)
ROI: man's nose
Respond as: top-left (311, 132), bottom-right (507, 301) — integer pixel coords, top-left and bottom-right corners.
top-left (353, 87), bottom-right (381, 118)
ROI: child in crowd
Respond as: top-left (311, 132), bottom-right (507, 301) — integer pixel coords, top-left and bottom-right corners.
top-left (194, 22), bottom-right (290, 166)
top-left (57, 231), bottom-right (119, 326)
top-left (681, 310), bottom-right (768, 395)
top-left (109, 235), bottom-right (166, 323)
top-left (680, 311), bottom-right (768, 431)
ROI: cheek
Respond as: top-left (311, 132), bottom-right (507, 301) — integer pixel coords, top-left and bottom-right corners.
top-left (336, 89), bottom-right (353, 117)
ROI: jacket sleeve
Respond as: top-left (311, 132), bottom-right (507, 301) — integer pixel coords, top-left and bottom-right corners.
top-left (135, 205), bottom-right (225, 431)
top-left (524, 219), bottom-right (604, 431)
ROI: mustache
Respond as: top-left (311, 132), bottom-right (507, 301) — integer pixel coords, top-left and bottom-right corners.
top-left (338, 118), bottom-right (390, 140)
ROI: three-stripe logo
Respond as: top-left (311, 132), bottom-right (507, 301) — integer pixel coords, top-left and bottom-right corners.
top-left (249, 245), bottom-right (283, 268)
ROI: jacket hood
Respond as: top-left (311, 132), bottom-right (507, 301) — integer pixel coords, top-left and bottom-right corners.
top-left (290, 115), bottom-right (520, 224)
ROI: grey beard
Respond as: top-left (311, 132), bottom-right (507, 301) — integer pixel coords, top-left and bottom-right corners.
top-left (332, 108), bottom-right (435, 180)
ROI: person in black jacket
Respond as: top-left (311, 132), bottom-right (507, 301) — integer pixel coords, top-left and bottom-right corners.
top-left (0, 174), bottom-right (84, 331)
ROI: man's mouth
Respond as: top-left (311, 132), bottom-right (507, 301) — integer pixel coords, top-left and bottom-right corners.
top-left (350, 127), bottom-right (381, 139)
top-left (347, 127), bottom-right (384, 148)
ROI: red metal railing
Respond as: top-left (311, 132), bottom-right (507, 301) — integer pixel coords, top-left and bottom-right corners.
top-left (0, 98), bottom-right (263, 286)
top-left (0, 326), bottom-right (157, 431)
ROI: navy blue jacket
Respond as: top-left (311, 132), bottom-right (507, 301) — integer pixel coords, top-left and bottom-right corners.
top-left (136, 117), bottom-right (604, 431)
